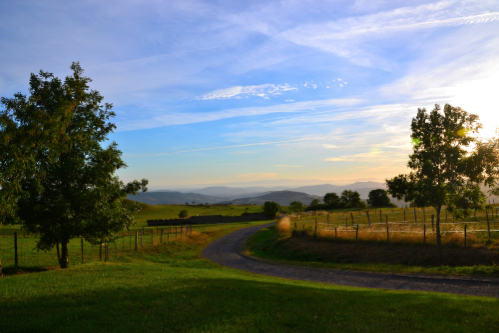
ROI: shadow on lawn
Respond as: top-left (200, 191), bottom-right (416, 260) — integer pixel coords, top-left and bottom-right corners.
top-left (0, 271), bottom-right (497, 333)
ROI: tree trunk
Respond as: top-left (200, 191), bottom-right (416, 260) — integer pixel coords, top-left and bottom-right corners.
top-left (56, 243), bottom-right (61, 264)
top-left (60, 242), bottom-right (69, 269)
top-left (436, 206), bottom-right (442, 255)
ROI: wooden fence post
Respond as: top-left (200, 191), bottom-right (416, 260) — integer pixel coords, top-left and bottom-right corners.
top-left (14, 232), bottom-right (18, 268)
top-left (403, 209), bottom-right (406, 221)
top-left (386, 225), bottom-right (389, 243)
top-left (423, 207), bottom-right (426, 223)
top-left (135, 231), bottom-right (138, 252)
top-left (366, 211), bottom-right (371, 226)
top-left (414, 207), bottom-right (417, 223)
top-left (350, 213), bottom-right (354, 225)
top-left (314, 216), bottom-right (317, 239)
top-left (423, 225), bottom-right (426, 244)
top-left (385, 215), bottom-right (388, 226)
top-left (464, 224), bottom-right (467, 248)
top-left (81, 238), bottom-right (85, 264)
top-left (486, 211), bottom-right (491, 243)
top-left (356, 225), bottom-right (359, 240)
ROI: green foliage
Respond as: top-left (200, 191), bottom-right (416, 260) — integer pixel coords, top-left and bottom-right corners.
top-left (0, 63), bottom-right (148, 268)
top-left (289, 201), bottom-right (304, 213)
top-left (263, 201), bottom-right (280, 218)
top-left (340, 190), bottom-right (365, 208)
top-left (386, 104), bottom-right (499, 248)
top-left (309, 198), bottom-right (320, 207)
top-left (178, 210), bottom-right (188, 218)
top-left (323, 192), bottom-right (341, 208)
top-left (367, 189), bottom-right (394, 207)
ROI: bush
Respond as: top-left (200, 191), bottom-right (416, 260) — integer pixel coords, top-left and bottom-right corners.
top-left (178, 210), bottom-right (188, 218)
top-left (263, 201), bottom-right (280, 218)
top-left (289, 201), bottom-right (304, 213)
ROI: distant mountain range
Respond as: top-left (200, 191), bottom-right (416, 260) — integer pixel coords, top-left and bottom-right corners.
top-left (128, 181), bottom-right (499, 207)
top-left (128, 191), bottom-right (223, 205)
top-left (128, 182), bottom-right (387, 206)
top-left (217, 191), bottom-right (320, 206)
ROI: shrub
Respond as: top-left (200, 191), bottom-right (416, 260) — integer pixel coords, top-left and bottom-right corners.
top-left (263, 201), bottom-right (280, 218)
top-left (178, 210), bottom-right (188, 218)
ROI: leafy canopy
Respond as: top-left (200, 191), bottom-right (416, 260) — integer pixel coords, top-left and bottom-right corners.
top-left (289, 201), bottom-right (304, 213)
top-left (367, 189), bottom-right (394, 207)
top-left (323, 192), bottom-right (341, 208)
top-left (340, 190), bottom-right (365, 208)
top-left (263, 201), bottom-right (280, 218)
top-left (386, 104), bottom-right (499, 248)
top-left (0, 62), bottom-right (148, 268)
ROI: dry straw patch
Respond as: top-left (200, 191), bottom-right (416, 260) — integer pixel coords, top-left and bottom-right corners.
top-left (277, 217), bottom-right (291, 235)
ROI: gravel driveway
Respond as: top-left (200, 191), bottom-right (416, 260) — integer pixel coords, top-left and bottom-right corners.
top-left (202, 222), bottom-right (499, 298)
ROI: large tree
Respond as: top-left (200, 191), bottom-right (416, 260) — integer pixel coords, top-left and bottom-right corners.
top-left (367, 189), bottom-right (393, 207)
top-left (340, 190), bottom-right (365, 208)
top-left (386, 104), bottom-right (498, 251)
top-left (323, 192), bottom-right (341, 208)
top-left (0, 63), bottom-right (148, 268)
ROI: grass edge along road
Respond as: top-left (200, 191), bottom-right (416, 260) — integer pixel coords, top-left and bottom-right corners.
top-left (1, 222), bottom-right (498, 332)
top-left (245, 224), bottom-right (499, 278)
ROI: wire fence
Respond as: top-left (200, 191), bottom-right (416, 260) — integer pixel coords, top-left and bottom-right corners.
top-left (0, 225), bottom-right (194, 269)
top-left (289, 206), bottom-right (499, 247)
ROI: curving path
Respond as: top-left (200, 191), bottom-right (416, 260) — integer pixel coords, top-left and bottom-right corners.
top-left (202, 222), bottom-right (499, 298)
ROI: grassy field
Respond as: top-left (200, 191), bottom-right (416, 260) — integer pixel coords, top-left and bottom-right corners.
top-left (131, 203), bottom-right (263, 227)
top-left (246, 224), bottom-right (499, 277)
top-left (1, 222), bottom-right (499, 332)
top-left (288, 207), bottom-right (499, 248)
top-left (0, 221), bottom-right (271, 272)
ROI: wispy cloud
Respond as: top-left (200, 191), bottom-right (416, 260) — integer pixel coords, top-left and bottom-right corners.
top-left (118, 98), bottom-right (362, 130)
top-left (197, 83), bottom-right (298, 100)
top-left (274, 165), bottom-right (303, 168)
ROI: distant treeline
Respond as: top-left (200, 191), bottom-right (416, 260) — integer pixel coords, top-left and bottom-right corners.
top-left (289, 189), bottom-right (396, 212)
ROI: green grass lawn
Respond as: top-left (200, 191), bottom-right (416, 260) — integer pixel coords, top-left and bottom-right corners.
top-left (1, 223), bottom-right (499, 332)
top-left (131, 203), bottom-right (263, 227)
top-left (245, 225), bottom-right (499, 278)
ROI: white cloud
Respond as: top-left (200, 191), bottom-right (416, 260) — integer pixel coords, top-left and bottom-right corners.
top-left (197, 83), bottom-right (298, 100)
top-left (278, 1), bottom-right (499, 67)
top-left (119, 98), bottom-right (362, 130)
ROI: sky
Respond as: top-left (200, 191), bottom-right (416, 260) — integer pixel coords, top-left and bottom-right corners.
top-left (1, 0), bottom-right (499, 189)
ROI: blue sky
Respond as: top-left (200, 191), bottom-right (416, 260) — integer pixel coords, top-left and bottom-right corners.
top-left (1, 0), bottom-right (499, 188)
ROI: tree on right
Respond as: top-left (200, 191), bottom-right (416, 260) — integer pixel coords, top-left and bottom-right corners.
top-left (386, 104), bottom-right (499, 252)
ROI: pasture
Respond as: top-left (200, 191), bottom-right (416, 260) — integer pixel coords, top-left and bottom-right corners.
top-left (130, 203), bottom-right (263, 227)
top-left (1, 221), bottom-right (498, 333)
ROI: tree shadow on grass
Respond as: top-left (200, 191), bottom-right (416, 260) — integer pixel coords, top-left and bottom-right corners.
top-left (0, 267), bottom-right (497, 333)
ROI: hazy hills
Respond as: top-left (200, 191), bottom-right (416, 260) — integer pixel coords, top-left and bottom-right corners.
top-left (128, 191), bottom-right (223, 205)
top-left (217, 191), bottom-right (320, 206)
top-left (128, 182), bottom-right (387, 206)
top-left (128, 181), bottom-right (499, 207)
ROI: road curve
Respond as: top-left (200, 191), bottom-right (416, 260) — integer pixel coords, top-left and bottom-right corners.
top-left (202, 222), bottom-right (499, 298)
